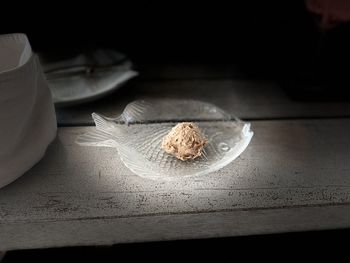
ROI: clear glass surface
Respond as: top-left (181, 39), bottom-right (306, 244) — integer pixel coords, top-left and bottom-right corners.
top-left (76, 99), bottom-right (253, 180)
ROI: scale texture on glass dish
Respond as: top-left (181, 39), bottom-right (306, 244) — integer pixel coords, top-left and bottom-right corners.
top-left (76, 99), bottom-right (253, 180)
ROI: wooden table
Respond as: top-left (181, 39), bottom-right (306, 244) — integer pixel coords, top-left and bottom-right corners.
top-left (1, 64), bottom-right (350, 251)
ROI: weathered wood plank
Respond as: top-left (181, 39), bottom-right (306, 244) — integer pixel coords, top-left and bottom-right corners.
top-left (1, 119), bottom-right (350, 249)
top-left (2, 205), bottom-right (350, 251)
top-left (56, 79), bottom-right (350, 125)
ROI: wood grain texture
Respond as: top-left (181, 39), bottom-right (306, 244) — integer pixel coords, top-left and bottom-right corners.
top-left (1, 119), bottom-right (350, 250)
top-left (2, 206), bottom-right (350, 251)
top-left (56, 78), bottom-right (350, 125)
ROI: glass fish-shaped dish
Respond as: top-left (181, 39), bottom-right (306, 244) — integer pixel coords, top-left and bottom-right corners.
top-left (76, 99), bottom-right (253, 180)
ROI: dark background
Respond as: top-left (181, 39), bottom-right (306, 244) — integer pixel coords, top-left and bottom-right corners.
top-left (1, 1), bottom-right (347, 75)
top-left (5, 1), bottom-right (318, 65)
top-left (3, 0), bottom-right (350, 98)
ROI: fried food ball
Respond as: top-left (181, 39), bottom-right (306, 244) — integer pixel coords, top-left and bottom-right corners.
top-left (161, 122), bottom-right (208, 161)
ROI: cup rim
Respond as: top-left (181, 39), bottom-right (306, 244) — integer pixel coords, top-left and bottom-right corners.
top-left (0, 33), bottom-right (33, 76)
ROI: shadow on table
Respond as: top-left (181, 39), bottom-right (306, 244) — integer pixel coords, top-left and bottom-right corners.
top-left (3, 228), bottom-right (350, 262)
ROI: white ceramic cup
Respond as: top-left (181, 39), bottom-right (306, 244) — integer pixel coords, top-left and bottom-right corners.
top-left (0, 33), bottom-right (57, 189)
